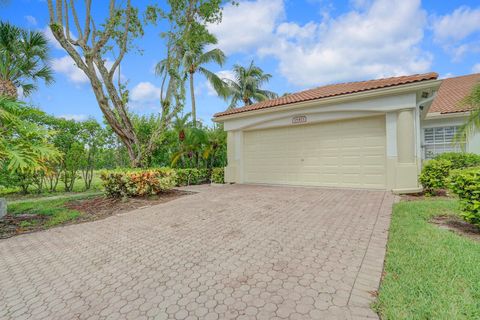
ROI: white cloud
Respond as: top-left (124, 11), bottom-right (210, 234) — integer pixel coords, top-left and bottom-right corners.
top-left (432, 6), bottom-right (480, 59)
top-left (58, 114), bottom-right (88, 121)
top-left (439, 72), bottom-right (455, 79)
top-left (206, 70), bottom-right (235, 96)
top-left (51, 55), bottom-right (89, 84)
top-left (209, 0), bottom-right (431, 86)
top-left (208, 0), bottom-right (284, 54)
top-left (260, 0), bottom-right (432, 86)
top-left (130, 82), bottom-right (161, 102)
top-left (25, 15), bottom-right (37, 26)
top-left (473, 64), bottom-right (480, 73)
top-left (433, 6), bottom-right (480, 43)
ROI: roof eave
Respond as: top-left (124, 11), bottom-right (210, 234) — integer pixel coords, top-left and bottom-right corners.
top-left (425, 111), bottom-right (471, 119)
top-left (213, 79), bottom-right (442, 122)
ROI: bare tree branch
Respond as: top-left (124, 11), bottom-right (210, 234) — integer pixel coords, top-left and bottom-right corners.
top-left (68, 0), bottom-right (84, 41)
top-left (84, 0), bottom-right (92, 44)
top-left (109, 0), bottom-right (131, 80)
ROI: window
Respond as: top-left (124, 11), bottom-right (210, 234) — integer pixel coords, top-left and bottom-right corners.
top-left (423, 126), bottom-right (464, 159)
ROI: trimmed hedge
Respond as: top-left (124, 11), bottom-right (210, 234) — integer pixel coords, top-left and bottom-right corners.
top-left (435, 152), bottom-right (480, 169)
top-left (100, 168), bottom-right (177, 198)
top-left (175, 168), bottom-right (210, 186)
top-left (418, 159), bottom-right (452, 195)
top-left (448, 167), bottom-right (480, 226)
top-left (211, 167), bottom-right (224, 184)
top-left (419, 153), bottom-right (480, 195)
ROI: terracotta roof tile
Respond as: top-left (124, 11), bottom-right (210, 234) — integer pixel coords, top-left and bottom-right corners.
top-left (428, 73), bottom-right (480, 114)
top-left (214, 72), bottom-right (439, 118)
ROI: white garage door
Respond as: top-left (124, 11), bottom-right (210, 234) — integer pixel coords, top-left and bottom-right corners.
top-left (243, 115), bottom-right (386, 189)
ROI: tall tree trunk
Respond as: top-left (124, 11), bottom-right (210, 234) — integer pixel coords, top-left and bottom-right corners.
top-left (0, 79), bottom-right (18, 99)
top-left (190, 71), bottom-right (196, 127)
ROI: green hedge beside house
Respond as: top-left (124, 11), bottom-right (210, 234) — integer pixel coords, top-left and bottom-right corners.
top-left (419, 152), bottom-right (480, 195)
top-left (448, 167), bottom-right (480, 226)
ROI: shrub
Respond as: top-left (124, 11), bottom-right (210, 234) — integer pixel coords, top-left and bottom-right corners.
top-left (418, 159), bottom-right (452, 195)
top-left (175, 168), bottom-right (209, 186)
top-left (434, 152), bottom-right (480, 169)
top-left (448, 167), bottom-right (480, 226)
top-left (419, 153), bottom-right (480, 195)
top-left (100, 168), bottom-right (177, 198)
top-left (211, 168), bottom-right (225, 184)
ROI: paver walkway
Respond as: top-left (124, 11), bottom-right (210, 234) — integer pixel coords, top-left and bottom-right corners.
top-left (0, 184), bottom-right (394, 320)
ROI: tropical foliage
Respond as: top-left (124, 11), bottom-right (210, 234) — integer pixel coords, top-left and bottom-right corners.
top-left (457, 81), bottom-right (480, 142)
top-left (0, 22), bottom-right (54, 99)
top-left (225, 60), bottom-right (278, 108)
top-left (0, 98), bottom-right (59, 174)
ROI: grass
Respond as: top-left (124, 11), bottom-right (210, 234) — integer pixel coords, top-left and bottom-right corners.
top-left (1, 171), bottom-right (103, 200)
top-left (7, 194), bottom-right (97, 228)
top-left (374, 199), bottom-right (480, 319)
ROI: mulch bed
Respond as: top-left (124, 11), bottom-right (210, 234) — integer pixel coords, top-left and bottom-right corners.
top-left (431, 215), bottom-right (480, 242)
top-left (0, 190), bottom-right (193, 239)
top-left (401, 189), bottom-right (453, 201)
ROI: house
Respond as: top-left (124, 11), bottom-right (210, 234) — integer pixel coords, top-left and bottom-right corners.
top-left (213, 72), bottom-right (479, 193)
top-left (422, 73), bottom-right (480, 158)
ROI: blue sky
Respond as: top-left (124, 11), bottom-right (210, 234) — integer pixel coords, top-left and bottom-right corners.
top-left (1, 0), bottom-right (479, 125)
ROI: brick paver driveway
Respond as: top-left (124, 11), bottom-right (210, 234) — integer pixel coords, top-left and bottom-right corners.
top-left (0, 185), bottom-right (394, 320)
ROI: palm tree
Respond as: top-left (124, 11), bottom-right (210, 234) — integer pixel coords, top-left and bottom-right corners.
top-left (156, 40), bottom-right (228, 128)
top-left (457, 83), bottom-right (480, 144)
top-left (0, 22), bottom-right (54, 99)
top-left (225, 61), bottom-right (278, 109)
top-left (182, 44), bottom-right (228, 127)
top-left (172, 113), bottom-right (192, 143)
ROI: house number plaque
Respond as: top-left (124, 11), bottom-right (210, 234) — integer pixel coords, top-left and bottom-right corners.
top-left (292, 115), bottom-right (307, 124)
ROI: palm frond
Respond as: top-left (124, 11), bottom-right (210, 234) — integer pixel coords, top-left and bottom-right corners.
top-left (199, 67), bottom-right (229, 99)
top-left (197, 48), bottom-right (226, 66)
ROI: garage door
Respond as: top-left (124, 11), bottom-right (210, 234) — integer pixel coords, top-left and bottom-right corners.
top-left (243, 115), bottom-right (386, 189)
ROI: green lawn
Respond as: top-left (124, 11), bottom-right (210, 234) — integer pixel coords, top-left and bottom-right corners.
top-left (1, 171), bottom-right (103, 200)
top-left (374, 199), bottom-right (480, 319)
top-left (7, 194), bottom-right (97, 228)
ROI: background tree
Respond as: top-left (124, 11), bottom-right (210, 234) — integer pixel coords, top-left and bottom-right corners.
top-left (47, 0), bottom-right (146, 166)
top-left (79, 119), bottom-right (105, 190)
top-left (225, 60), bottom-right (277, 108)
top-left (181, 28), bottom-right (228, 127)
top-left (0, 22), bottom-right (54, 99)
top-left (47, 0), bottom-right (228, 167)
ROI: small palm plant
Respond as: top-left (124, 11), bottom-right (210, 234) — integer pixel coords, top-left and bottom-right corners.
top-left (0, 22), bottom-right (54, 99)
top-left (225, 60), bottom-right (278, 108)
top-left (457, 83), bottom-right (480, 144)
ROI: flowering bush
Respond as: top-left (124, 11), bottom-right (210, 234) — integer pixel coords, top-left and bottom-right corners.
top-left (100, 168), bottom-right (177, 198)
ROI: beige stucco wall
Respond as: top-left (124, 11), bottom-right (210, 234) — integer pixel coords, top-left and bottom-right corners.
top-left (389, 109), bottom-right (422, 192)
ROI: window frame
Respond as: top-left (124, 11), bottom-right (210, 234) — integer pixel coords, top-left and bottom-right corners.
top-left (422, 125), bottom-right (465, 159)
